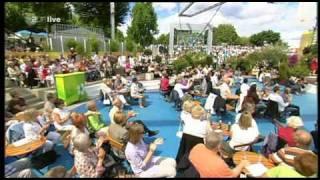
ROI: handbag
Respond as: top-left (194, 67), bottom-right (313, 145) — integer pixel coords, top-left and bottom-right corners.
top-left (176, 120), bottom-right (183, 138)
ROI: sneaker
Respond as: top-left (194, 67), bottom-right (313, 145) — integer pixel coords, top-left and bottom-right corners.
top-left (148, 130), bottom-right (159, 137)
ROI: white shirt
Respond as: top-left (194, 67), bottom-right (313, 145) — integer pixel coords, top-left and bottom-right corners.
top-left (268, 93), bottom-right (289, 112)
top-left (219, 82), bottom-right (231, 99)
top-left (229, 123), bottom-right (259, 151)
top-left (240, 83), bottom-right (250, 96)
top-left (182, 116), bottom-right (211, 138)
top-left (130, 83), bottom-right (141, 97)
top-left (23, 122), bottom-right (42, 140)
top-left (180, 111), bottom-right (191, 122)
top-left (174, 83), bottom-right (190, 98)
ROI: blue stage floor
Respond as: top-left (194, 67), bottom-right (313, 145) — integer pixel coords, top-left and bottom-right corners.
top-left (5, 83), bottom-right (318, 176)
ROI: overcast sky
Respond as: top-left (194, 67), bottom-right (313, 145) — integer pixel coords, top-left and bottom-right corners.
top-left (117, 2), bottom-right (317, 48)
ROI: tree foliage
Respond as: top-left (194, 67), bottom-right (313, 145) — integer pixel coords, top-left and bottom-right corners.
top-left (214, 24), bottom-right (239, 45)
top-left (110, 40), bottom-right (120, 52)
top-left (127, 2), bottom-right (158, 47)
top-left (72, 2), bottom-right (129, 37)
top-left (249, 30), bottom-right (281, 46)
top-left (5, 2), bottom-right (30, 32)
top-left (156, 33), bottom-right (169, 45)
top-left (89, 36), bottom-right (100, 53)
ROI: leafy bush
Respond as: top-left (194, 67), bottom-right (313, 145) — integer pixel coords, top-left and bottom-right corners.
top-left (288, 61), bottom-right (310, 78)
top-left (89, 36), bottom-right (100, 53)
top-left (279, 62), bottom-right (289, 81)
top-left (154, 55), bottom-right (162, 64)
top-left (110, 40), bottom-right (120, 52)
top-left (66, 39), bottom-right (78, 50)
top-left (173, 58), bottom-right (190, 73)
top-left (126, 39), bottom-right (136, 52)
top-left (76, 43), bottom-right (87, 57)
top-left (144, 49), bottom-right (152, 56)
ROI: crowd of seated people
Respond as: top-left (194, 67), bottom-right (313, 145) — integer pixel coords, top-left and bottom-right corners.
top-left (5, 59), bottom-right (317, 178)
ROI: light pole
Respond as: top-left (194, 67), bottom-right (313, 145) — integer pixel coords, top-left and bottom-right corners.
top-left (110, 2), bottom-right (115, 40)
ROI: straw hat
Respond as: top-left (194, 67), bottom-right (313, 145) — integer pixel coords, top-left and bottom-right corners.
top-left (287, 116), bottom-right (304, 129)
top-left (15, 109), bottom-right (41, 122)
top-left (182, 100), bottom-right (194, 113)
top-left (191, 105), bottom-right (206, 119)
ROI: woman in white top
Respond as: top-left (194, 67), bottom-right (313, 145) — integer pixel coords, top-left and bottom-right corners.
top-left (17, 109), bottom-right (60, 153)
top-left (176, 105), bottom-right (212, 164)
top-left (180, 100), bottom-right (193, 122)
top-left (52, 99), bottom-right (74, 131)
top-left (222, 111), bottom-right (259, 157)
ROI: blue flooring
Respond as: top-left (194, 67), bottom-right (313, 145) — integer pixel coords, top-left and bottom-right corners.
top-left (5, 82), bottom-right (318, 176)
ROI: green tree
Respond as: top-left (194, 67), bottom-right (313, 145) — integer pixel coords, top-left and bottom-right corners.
top-left (214, 24), bottom-right (239, 45)
top-left (127, 2), bottom-right (158, 47)
top-left (237, 36), bottom-right (250, 46)
top-left (72, 2), bottom-right (129, 37)
top-left (249, 30), bottom-right (281, 46)
top-left (156, 33), bottom-right (169, 45)
top-left (5, 2), bottom-right (31, 32)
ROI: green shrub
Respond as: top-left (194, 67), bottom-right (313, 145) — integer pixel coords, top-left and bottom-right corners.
top-left (173, 56), bottom-right (190, 73)
top-left (66, 39), bottom-right (78, 50)
top-left (144, 49), bottom-right (152, 56)
top-left (288, 61), bottom-right (310, 77)
top-left (89, 36), bottom-right (100, 53)
top-left (279, 62), bottom-right (289, 81)
top-left (126, 39), bottom-right (136, 52)
top-left (76, 43), bottom-right (87, 57)
top-left (110, 40), bottom-right (120, 52)
top-left (154, 55), bottom-right (162, 64)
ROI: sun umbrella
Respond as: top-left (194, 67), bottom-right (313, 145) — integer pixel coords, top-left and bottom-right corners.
top-left (15, 30), bottom-right (33, 37)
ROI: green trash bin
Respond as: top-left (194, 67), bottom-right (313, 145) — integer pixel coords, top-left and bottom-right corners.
top-left (55, 72), bottom-right (87, 106)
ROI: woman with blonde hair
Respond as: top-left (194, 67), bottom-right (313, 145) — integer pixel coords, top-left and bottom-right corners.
top-left (176, 105), bottom-right (213, 164)
top-left (180, 100), bottom-right (194, 121)
top-left (221, 111), bottom-right (259, 157)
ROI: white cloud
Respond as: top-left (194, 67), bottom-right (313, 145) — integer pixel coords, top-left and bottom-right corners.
top-left (152, 3), bottom-right (177, 12)
top-left (117, 16), bottom-right (132, 37)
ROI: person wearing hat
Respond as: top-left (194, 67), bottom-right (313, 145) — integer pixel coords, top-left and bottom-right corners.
top-left (17, 109), bottom-right (60, 153)
top-left (175, 105), bottom-right (213, 164)
top-left (277, 116), bottom-right (304, 147)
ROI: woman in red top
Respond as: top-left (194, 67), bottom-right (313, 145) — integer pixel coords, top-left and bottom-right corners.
top-left (310, 57), bottom-right (318, 75)
top-left (278, 116), bottom-right (304, 147)
top-left (160, 72), bottom-right (170, 99)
